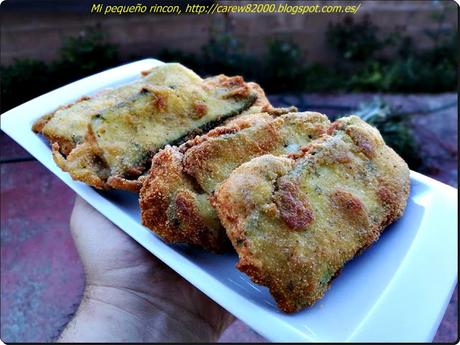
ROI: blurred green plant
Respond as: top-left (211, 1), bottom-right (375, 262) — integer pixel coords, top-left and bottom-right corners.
top-left (326, 14), bottom-right (457, 93)
top-left (1, 12), bottom-right (457, 113)
top-left (354, 99), bottom-right (422, 170)
top-left (53, 27), bottom-right (119, 83)
top-left (306, 63), bottom-right (346, 92)
top-left (1, 27), bottom-right (119, 113)
top-left (263, 39), bottom-right (307, 92)
top-left (201, 32), bottom-right (258, 79)
top-left (1, 59), bottom-right (54, 112)
top-left (159, 32), bottom-right (260, 82)
top-left (326, 15), bottom-right (385, 62)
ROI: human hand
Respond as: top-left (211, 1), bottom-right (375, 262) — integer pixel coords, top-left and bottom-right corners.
top-left (58, 196), bottom-right (234, 342)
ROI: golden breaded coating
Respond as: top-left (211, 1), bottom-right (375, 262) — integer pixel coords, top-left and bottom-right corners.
top-left (139, 146), bottom-right (229, 252)
top-left (183, 111), bottom-right (330, 193)
top-left (33, 63), bottom-right (268, 191)
top-left (213, 116), bottom-right (410, 312)
top-left (140, 111), bottom-right (330, 251)
top-left (33, 64), bottom-right (198, 155)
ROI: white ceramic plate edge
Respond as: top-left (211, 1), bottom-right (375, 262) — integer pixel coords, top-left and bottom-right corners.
top-left (348, 172), bottom-right (457, 342)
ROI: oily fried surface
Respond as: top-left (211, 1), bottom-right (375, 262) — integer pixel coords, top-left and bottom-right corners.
top-left (213, 116), bottom-right (410, 312)
top-left (140, 111), bottom-right (330, 251)
top-left (33, 63), bottom-right (266, 191)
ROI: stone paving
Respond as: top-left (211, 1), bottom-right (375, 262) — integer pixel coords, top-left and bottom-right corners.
top-left (0, 93), bottom-right (457, 342)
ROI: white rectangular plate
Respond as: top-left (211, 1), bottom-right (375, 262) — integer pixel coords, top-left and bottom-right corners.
top-left (1, 59), bottom-right (457, 342)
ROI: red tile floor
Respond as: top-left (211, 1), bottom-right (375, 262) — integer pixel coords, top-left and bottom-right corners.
top-left (1, 94), bottom-right (458, 342)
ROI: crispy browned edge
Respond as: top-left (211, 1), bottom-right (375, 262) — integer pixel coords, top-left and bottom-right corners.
top-left (32, 72), bottom-right (269, 192)
top-left (213, 117), bottom-right (410, 313)
top-left (139, 146), bottom-right (230, 252)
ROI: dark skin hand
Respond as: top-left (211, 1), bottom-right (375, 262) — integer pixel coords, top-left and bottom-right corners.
top-left (58, 196), bottom-right (235, 342)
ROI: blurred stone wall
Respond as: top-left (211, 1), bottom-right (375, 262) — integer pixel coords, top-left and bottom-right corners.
top-left (1, 0), bottom-right (457, 65)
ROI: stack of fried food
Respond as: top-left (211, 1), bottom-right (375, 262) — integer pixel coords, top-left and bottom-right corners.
top-left (33, 63), bottom-right (410, 313)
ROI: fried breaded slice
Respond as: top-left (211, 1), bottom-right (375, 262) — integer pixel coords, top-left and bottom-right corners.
top-left (182, 111), bottom-right (329, 193)
top-left (33, 64), bottom-right (196, 156)
top-left (213, 116), bottom-right (410, 312)
top-left (140, 145), bottom-right (229, 252)
top-left (140, 111), bottom-right (330, 252)
top-left (33, 63), bottom-right (268, 191)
